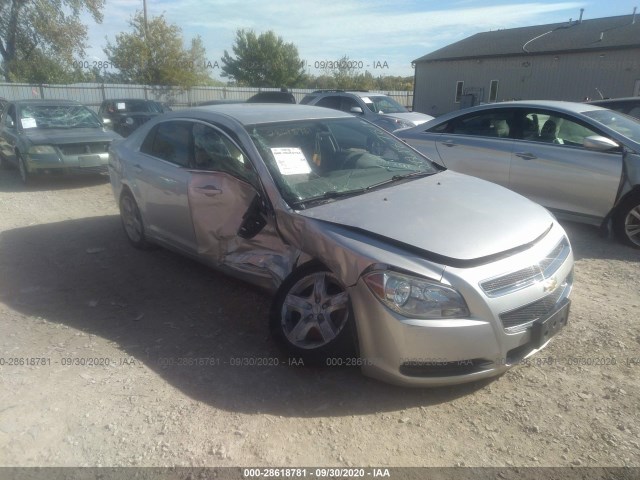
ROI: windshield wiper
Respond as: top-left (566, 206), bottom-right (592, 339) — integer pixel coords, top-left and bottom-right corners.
top-left (365, 170), bottom-right (435, 190)
top-left (291, 188), bottom-right (367, 209)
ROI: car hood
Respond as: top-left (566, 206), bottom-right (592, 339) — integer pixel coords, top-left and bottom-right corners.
top-left (22, 128), bottom-right (121, 144)
top-left (384, 111), bottom-right (434, 126)
top-left (296, 171), bottom-right (553, 264)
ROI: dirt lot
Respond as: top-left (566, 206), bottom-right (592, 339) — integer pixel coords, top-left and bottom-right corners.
top-left (0, 168), bottom-right (639, 469)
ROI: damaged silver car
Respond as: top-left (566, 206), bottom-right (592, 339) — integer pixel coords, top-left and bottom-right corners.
top-left (108, 104), bottom-right (574, 386)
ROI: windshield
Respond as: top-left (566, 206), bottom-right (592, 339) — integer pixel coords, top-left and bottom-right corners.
top-left (19, 105), bottom-right (102, 129)
top-left (363, 96), bottom-right (408, 114)
top-left (582, 109), bottom-right (640, 144)
top-left (248, 117), bottom-right (439, 208)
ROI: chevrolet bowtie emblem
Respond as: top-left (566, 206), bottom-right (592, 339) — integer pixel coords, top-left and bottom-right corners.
top-left (542, 277), bottom-right (558, 293)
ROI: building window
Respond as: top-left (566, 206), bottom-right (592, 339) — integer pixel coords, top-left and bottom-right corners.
top-left (489, 80), bottom-right (499, 103)
top-left (455, 81), bottom-right (464, 103)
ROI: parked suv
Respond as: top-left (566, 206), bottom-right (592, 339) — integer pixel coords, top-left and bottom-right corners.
top-left (300, 90), bottom-right (433, 132)
top-left (99, 99), bottom-right (171, 137)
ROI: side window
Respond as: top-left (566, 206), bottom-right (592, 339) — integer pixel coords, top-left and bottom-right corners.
top-left (517, 110), bottom-right (602, 147)
top-left (149, 121), bottom-right (191, 166)
top-left (192, 123), bottom-right (256, 182)
top-left (340, 97), bottom-right (361, 113)
top-left (451, 111), bottom-right (512, 138)
top-left (315, 96), bottom-right (341, 110)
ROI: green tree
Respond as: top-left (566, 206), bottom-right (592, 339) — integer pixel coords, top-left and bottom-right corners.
top-left (104, 12), bottom-right (212, 87)
top-left (0, 0), bottom-right (104, 82)
top-left (221, 29), bottom-right (306, 87)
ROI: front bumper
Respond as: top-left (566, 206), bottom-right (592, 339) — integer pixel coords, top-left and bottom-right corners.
top-left (25, 152), bottom-right (109, 176)
top-left (350, 223), bottom-right (574, 387)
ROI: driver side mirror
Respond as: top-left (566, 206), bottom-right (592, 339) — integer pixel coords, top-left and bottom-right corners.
top-left (350, 106), bottom-right (364, 114)
top-left (583, 135), bottom-right (619, 151)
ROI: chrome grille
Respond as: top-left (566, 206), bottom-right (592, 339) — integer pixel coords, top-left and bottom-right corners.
top-left (499, 270), bottom-right (573, 332)
top-left (480, 237), bottom-right (570, 297)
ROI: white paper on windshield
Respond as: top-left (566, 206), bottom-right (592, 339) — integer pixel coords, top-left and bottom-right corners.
top-left (271, 147), bottom-right (311, 175)
top-left (21, 117), bottom-right (37, 129)
top-left (361, 97), bottom-right (372, 103)
top-left (116, 102), bottom-right (126, 110)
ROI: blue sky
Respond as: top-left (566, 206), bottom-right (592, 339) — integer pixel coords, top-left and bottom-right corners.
top-left (83, 0), bottom-right (639, 79)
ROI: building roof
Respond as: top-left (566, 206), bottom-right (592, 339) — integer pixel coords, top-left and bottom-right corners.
top-left (414, 13), bottom-right (640, 63)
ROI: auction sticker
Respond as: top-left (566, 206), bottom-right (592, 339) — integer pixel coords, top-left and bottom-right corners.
top-left (21, 117), bottom-right (37, 129)
top-left (271, 147), bottom-right (311, 175)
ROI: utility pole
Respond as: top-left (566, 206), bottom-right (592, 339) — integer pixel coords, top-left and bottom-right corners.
top-left (143, 0), bottom-right (148, 37)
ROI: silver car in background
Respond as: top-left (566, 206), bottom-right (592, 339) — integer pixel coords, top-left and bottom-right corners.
top-left (397, 100), bottom-right (640, 248)
top-left (108, 104), bottom-right (573, 386)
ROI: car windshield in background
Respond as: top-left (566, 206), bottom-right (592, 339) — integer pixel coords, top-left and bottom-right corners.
top-left (248, 117), bottom-right (438, 208)
top-left (364, 96), bottom-right (408, 114)
top-left (19, 105), bottom-right (102, 129)
top-left (583, 109), bottom-right (640, 144)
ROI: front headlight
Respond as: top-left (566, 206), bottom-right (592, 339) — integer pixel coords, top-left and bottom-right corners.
top-left (363, 270), bottom-right (469, 319)
top-left (124, 117), bottom-right (134, 125)
top-left (28, 145), bottom-right (57, 155)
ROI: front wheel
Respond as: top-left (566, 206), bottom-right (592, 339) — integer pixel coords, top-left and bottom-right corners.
top-left (270, 264), bottom-right (357, 365)
top-left (613, 194), bottom-right (640, 248)
top-left (17, 153), bottom-right (30, 185)
top-left (119, 190), bottom-right (150, 249)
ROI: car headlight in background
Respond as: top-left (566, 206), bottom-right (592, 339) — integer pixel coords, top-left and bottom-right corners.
top-left (28, 145), bottom-right (57, 155)
top-left (363, 270), bottom-right (470, 319)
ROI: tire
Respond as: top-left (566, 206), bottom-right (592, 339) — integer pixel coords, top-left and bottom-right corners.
top-left (613, 193), bottom-right (640, 248)
top-left (270, 264), bottom-right (357, 365)
top-left (17, 153), bottom-right (31, 185)
top-left (119, 190), bottom-right (150, 249)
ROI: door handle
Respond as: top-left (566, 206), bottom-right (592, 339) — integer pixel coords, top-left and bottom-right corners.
top-left (515, 152), bottom-right (537, 160)
top-left (441, 140), bottom-right (457, 147)
top-left (133, 164), bottom-right (143, 173)
top-left (196, 185), bottom-right (222, 196)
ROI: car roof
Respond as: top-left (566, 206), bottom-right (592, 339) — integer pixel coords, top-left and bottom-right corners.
top-left (431, 100), bottom-right (610, 122)
top-left (173, 103), bottom-right (352, 126)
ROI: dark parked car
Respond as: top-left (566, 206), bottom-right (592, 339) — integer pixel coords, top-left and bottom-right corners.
top-left (0, 99), bottom-right (121, 184)
top-left (99, 99), bottom-right (171, 137)
top-left (246, 90), bottom-right (296, 104)
top-left (588, 97), bottom-right (640, 120)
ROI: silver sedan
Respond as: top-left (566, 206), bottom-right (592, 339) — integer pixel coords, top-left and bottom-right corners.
top-left (397, 100), bottom-right (640, 248)
top-left (108, 104), bottom-right (573, 386)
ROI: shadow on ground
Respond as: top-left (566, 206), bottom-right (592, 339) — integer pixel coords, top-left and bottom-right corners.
top-left (0, 167), bottom-right (109, 192)
top-left (0, 215), bottom-right (497, 417)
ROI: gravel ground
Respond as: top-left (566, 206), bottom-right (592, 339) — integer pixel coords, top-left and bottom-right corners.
top-left (0, 169), bottom-right (639, 469)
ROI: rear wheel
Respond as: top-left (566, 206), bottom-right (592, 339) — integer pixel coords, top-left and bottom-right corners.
top-left (270, 264), bottom-right (357, 365)
top-left (119, 190), bottom-right (149, 249)
top-left (613, 193), bottom-right (640, 248)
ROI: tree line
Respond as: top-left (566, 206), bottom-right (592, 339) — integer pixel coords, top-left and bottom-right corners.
top-left (0, 2), bottom-right (413, 91)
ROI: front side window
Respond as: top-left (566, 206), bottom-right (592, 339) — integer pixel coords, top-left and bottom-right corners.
top-left (149, 121), bottom-right (191, 167)
top-left (316, 96), bottom-right (341, 110)
top-left (192, 123), bottom-right (256, 182)
top-left (583, 109), bottom-right (640, 144)
top-left (517, 109), bottom-right (608, 147)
